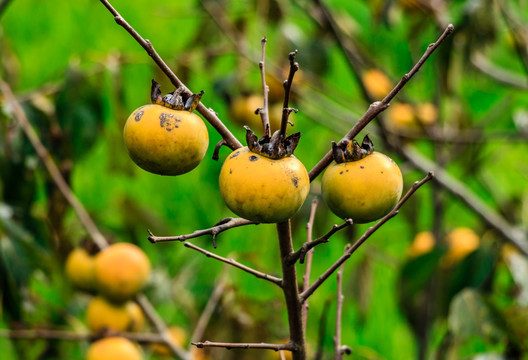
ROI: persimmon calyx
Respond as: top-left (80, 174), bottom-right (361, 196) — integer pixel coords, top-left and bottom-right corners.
top-left (150, 79), bottom-right (203, 112)
top-left (332, 134), bottom-right (374, 163)
top-left (244, 126), bottom-right (301, 160)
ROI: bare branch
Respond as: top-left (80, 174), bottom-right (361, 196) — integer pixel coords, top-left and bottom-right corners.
top-left (136, 294), bottom-right (190, 360)
top-left (192, 341), bottom-right (297, 351)
top-left (308, 24), bottom-right (454, 182)
top-left (300, 172), bottom-right (434, 302)
top-left (289, 219), bottom-right (353, 265)
top-left (280, 51), bottom-right (299, 138)
top-left (334, 258), bottom-right (349, 360)
top-left (401, 145), bottom-right (528, 255)
top-left (148, 217), bottom-right (256, 244)
top-left (190, 270), bottom-right (228, 345)
top-left (98, 0), bottom-right (242, 150)
top-left (0, 328), bottom-right (166, 343)
top-left (0, 80), bottom-right (108, 250)
top-left (302, 199), bottom-right (319, 332)
top-left (183, 242), bottom-right (282, 287)
top-left (258, 37), bottom-right (271, 136)
top-left (277, 220), bottom-right (306, 360)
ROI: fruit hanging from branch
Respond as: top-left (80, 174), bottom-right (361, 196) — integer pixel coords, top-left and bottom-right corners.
top-left (321, 135), bottom-right (403, 223)
top-left (123, 80), bottom-right (209, 176)
top-left (219, 126), bottom-right (309, 223)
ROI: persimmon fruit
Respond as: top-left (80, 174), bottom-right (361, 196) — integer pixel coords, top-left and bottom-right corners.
top-left (86, 337), bottom-right (142, 360)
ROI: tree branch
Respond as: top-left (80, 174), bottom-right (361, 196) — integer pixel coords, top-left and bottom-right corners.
top-left (302, 199), bottom-right (318, 332)
top-left (0, 328), bottom-right (166, 343)
top-left (280, 51), bottom-right (299, 138)
top-left (258, 37), bottom-right (271, 136)
top-left (289, 219), bottom-right (353, 265)
top-left (183, 242), bottom-right (282, 287)
top-left (192, 341), bottom-right (296, 351)
top-left (308, 24), bottom-right (454, 182)
top-left (401, 145), bottom-right (528, 255)
top-left (147, 217), bottom-right (256, 244)
top-left (98, 0), bottom-right (242, 151)
top-left (277, 220), bottom-right (306, 360)
top-left (334, 257), bottom-right (352, 359)
top-left (300, 172), bottom-right (434, 302)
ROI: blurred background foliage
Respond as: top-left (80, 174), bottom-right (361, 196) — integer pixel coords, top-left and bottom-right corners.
top-left (1, 0), bottom-right (528, 359)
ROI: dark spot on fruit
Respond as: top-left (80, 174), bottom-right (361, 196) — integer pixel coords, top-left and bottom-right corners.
top-left (134, 110), bottom-right (144, 121)
top-left (360, 166), bottom-right (364, 169)
top-left (340, 171), bottom-right (343, 175)
top-left (346, 169), bottom-right (349, 172)
top-left (229, 151), bottom-right (241, 159)
top-left (159, 113), bottom-right (182, 131)
top-left (229, 169), bottom-right (232, 174)
top-left (291, 176), bottom-right (299, 188)
top-left (381, 171), bottom-right (384, 174)
top-left (249, 155), bottom-right (258, 162)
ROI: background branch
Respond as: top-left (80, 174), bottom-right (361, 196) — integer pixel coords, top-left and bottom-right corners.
top-left (302, 199), bottom-right (318, 332)
top-left (192, 341), bottom-right (296, 351)
top-left (0, 328), bottom-right (165, 343)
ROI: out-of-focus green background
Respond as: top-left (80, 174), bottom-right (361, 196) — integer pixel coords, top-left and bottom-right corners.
top-left (1, 0), bottom-right (528, 359)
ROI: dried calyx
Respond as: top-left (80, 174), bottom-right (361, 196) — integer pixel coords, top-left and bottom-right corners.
top-left (150, 79), bottom-right (203, 112)
top-left (332, 134), bottom-right (374, 163)
top-left (245, 126), bottom-right (301, 159)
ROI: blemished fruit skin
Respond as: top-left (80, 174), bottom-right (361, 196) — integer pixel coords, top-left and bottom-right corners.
top-left (86, 337), bottom-right (142, 360)
top-left (123, 104), bottom-right (209, 175)
top-left (94, 243), bottom-right (151, 303)
top-left (219, 147), bottom-right (310, 223)
top-left (322, 152), bottom-right (403, 223)
top-left (86, 296), bottom-right (145, 333)
top-left (65, 248), bottom-right (96, 292)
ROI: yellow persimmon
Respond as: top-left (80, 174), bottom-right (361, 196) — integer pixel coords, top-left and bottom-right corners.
top-left (443, 227), bottom-right (480, 265)
top-left (86, 337), bottom-right (142, 360)
top-left (86, 296), bottom-right (145, 333)
top-left (65, 248), bottom-right (97, 292)
top-left (322, 152), bottom-right (403, 223)
top-left (94, 243), bottom-right (151, 302)
top-left (123, 104), bottom-right (208, 175)
top-left (407, 231), bottom-right (435, 257)
top-left (362, 69), bottom-right (393, 100)
top-left (219, 146), bottom-right (309, 223)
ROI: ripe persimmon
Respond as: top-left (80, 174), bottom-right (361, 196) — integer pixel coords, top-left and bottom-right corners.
top-left (86, 337), bottom-right (142, 360)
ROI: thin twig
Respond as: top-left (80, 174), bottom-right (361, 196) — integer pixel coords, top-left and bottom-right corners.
top-left (300, 172), bottom-right (434, 302)
top-left (308, 24), bottom-right (454, 182)
top-left (192, 341), bottom-right (296, 351)
top-left (280, 51), bottom-right (299, 138)
top-left (183, 242), bottom-right (282, 287)
top-left (258, 37), bottom-right (271, 136)
top-left (190, 270), bottom-right (228, 345)
top-left (401, 145), bottom-right (528, 255)
top-left (99, 0), bottom-right (242, 151)
top-left (136, 294), bottom-right (190, 360)
top-left (147, 218), bottom-right (256, 244)
top-left (289, 219), bottom-right (353, 265)
top-left (333, 257), bottom-right (352, 359)
top-left (302, 199), bottom-right (318, 332)
top-left (0, 328), bottom-right (165, 343)
top-left (0, 81), bottom-right (108, 250)
top-left (471, 53), bottom-right (528, 89)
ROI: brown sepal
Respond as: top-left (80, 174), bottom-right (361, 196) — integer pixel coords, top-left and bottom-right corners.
top-left (332, 134), bottom-right (374, 163)
top-left (244, 126), bottom-right (301, 159)
top-left (150, 79), bottom-right (203, 112)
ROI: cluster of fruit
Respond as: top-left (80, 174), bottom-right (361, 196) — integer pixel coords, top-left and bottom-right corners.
top-left (362, 69), bottom-right (438, 132)
top-left (123, 80), bottom-right (404, 225)
top-left (66, 243), bottom-right (150, 359)
top-left (407, 227), bottom-right (481, 265)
